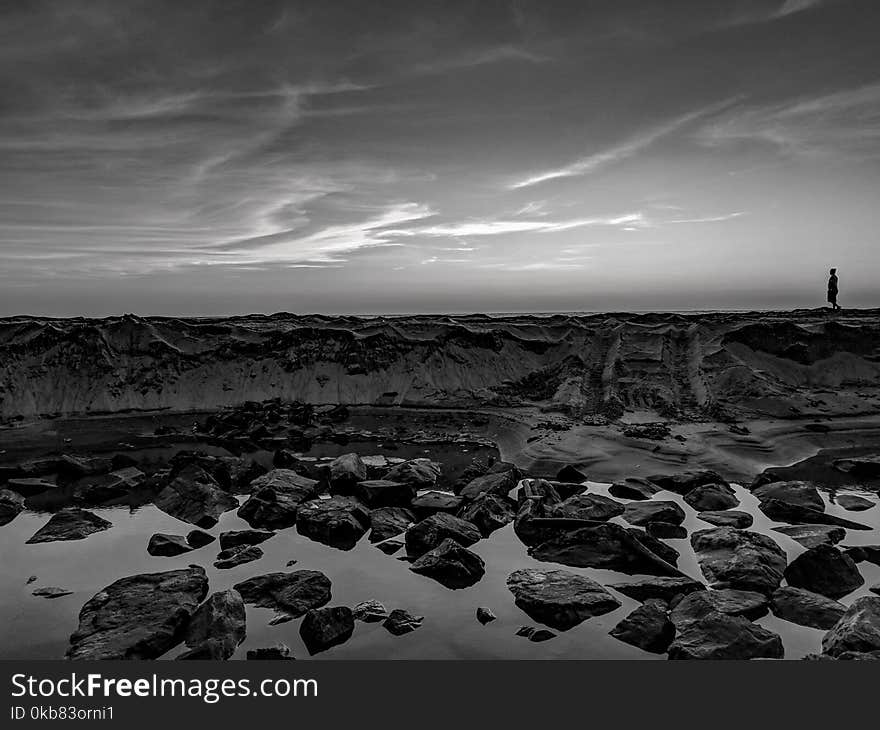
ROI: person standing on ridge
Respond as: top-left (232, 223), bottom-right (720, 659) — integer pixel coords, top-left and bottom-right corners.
top-left (827, 268), bottom-right (840, 310)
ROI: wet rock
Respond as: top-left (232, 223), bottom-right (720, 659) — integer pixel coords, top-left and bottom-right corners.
top-left (833, 455), bottom-right (880, 478)
top-left (822, 596), bottom-right (880, 657)
top-left (383, 458), bottom-right (441, 490)
top-left (647, 522), bottom-right (687, 540)
top-left (148, 533), bottom-right (193, 557)
top-left (405, 513), bottom-right (481, 557)
top-left (67, 566), bottom-right (208, 660)
top-left (837, 494), bottom-right (874, 512)
top-left (758, 498), bottom-right (871, 530)
top-left (369, 506), bottom-right (415, 543)
top-left (234, 570), bottom-right (331, 619)
top-left (609, 478), bottom-right (663, 501)
top-left (6, 477), bottom-right (58, 497)
top-left (410, 490), bottom-right (463, 518)
top-left (683, 484), bottom-right (740, 512)
top-left (752, 480), bottom-right (823, 510)
top-left (0, 488), bottom-right (25, 526)
top-left (217, 458), bottom-right (267, 494)
top-left (299, 606), bottom-right (354, 655)
top-left (772, 524), bottom-right (845, 549)
top-left (26, 508), bottom-right (112, 544)
top-left (59, 454), bottom-right (112, 478)
top-left (219, 529), bottom-right (275, 550)
top-left (556, 465), bottom-right (587, 483)
top-left (667, 591), bottom-right (783, 660)
top-left (507, 569), bottom-right (620, 630)
top-left (296, 496), bottom-right (371, 550)
top-left (622, 501), bottom-right (686, 527)
top-left (690, 527), bottom-right (786, 594)
top-left (354, 480), bottom-right (415, 508)
top-left (237, 469), bottom-right (319, 529)
top-left (376, 539), bottom-right (404, 555)
top-left (696, 510), bottom-right (753, 528)
top-left (352, 600), bottom-right (387, 623)
top-left (548, 493), bottom-right (625, 522)
top-left (609, 577), bottom-right (705, 603)
top-left (213, 545), bottom-right (264, 569)
top-left (181, 589), bottom-right (246, 660)
top-left (476, 606), bottom-right (497, 624)
top-left (410, 538), bottom-right (485, 589)
top-left (459, 469), bottom-right (520, 500)
top-left (844, 544), bottom-right (880, 566)
top-left (628, 529), bottom-right (681, 566)
top-left (72, 473), bottom-right (131, 504)
top-left (529, 523), bottom-right (682, 577)
top-left (458, 493), bottom-right (516, 536)
top-left (327, 453), bottom-right (368, 494)
top-left (246, 644), bottom-right (293, 660)
top-left (647, 470), bottom-right (728, 495)
top-left (783, 545), bottom-right (864, 599)
top-left (516, 626), bottom-right (556, 642)
top-left (186, 530), bottom-right (215, 548)
top-left (697, 589), bottom-right (769, 620)
top-left (610, 599), bottom-right (674, 654)
top-left (770, 586), bottom-right (847, 630)
top-left (383, 609), bottom-right (423, 636)
top-left (32, 586), bottom-right (73, 599)
top-left (153, 465), bottom-right (238, 528)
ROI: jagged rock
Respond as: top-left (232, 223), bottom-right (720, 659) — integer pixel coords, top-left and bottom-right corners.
top-left (148, 533), bottom-right (193, 557)
top-left (296, 496), bottom-right (371, 550)
top-left (376, 539), bottom-right (403, 555)
top-left (507, 569), bottom-right (620, 630)
top-left (299, 606), bottom-right (354, 655)
top-left (610, 600), bottom-right (674, 654)
top-left (822, 597), bottom-right (880, 657)
top-left (353, 600), bottom-right (387, 623)
top-left (234, 570), bottom-right (331, 618)
top-left (458, 493), bottom-right (516, 536)
top-left (556, 465), bottom-right (587, 483)
top-left (622, 501), bottom-right (686, 527)
top-left (609, 577), bottom-right (705, 603)
top-left (214, 545), bottom-right (263, 569)
top-left (383, 458), bottom-right (441, 489)
top-left (6, 477), bottom-right (58, 497)
top-left (354, 480), bottom-right (415, 508)
top-left (186, 530), bottom-right (215, 548)
top-left (609, 478), bottom-right (663, 501)
top-left (181, 589), bottom-right (246, 660)
top-left (667, 591), bottom-right (783, 660)
top-left (369, 506), bottom-right (415, 543)
top-left (516, 626), bottom-right (556, 642)
top-left (752, 480), bottom-right (823, 510)
top-left (237, 469), bottom-right (319, 529)
top-left (772, 524), bottom-right (845, 549)
top-left (410, 538), bottom-right (485, 589)
top-left (26, 508), bottom-right (112, 543)
top-left (327, 453), bottom-right (368, 494)
top-left (246, 644), bottom-right (293, 660)
top-left (647, 522), bottom-right (687, 539)
top-left (696, 588), bottom-right (769, 620)
top-left (683, 484), bottom-right (740, 511)
top-left (0, 488), bottom-right (25, 526)
top-left (67, 566), bottom-right (208, 659)
top-left (72, 473), bottom-right (130, 503)
top-left (459, 469), bottom-right (520, 500)
top-left (59, 454), bottom-right (112, 478)
top-left (32, 586), bottom-right (73, 599)
top-left (844, 545), bottom-right (880, 566)
top-left (758, 498), bottom-right (871, 530)
top-left (548, 493), bottom-right (625, 522)
top-left (837, 494), bottom-right (875, 512)
top-left (647, 470), bottom-right (728, 495)
top-left (405, 512), bottom-right (481, 557)
top-left (476, 607), bottom-right (497, 624)
top-left (383, 609), bottom-right (423, 635)
top-left (770, 586), bottom-right (847, 629)
top-left (629, 529), bottom-right (681, 566)
top-left (696, 510), bottom-right (753, 528)
top-left (783, 545), bottom-right (864, 599)
top-left (690, 527), bottom-right (786, 594)
top-left (219, 529), bottom-right (275, 550)
top-left (410, 490), bottom-right (463, 517)
top-left (529, 523), bottom-right (682, 576)
top-left (153, 465), bottom-right (238, 528)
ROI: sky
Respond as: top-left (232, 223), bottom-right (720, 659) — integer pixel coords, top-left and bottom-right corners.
top-left (1, 0), bottom-right (879, 316)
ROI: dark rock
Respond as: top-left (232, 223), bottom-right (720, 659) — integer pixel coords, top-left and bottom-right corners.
top-left (26, 508), bottom-right (112, 544)
top-left (327, 453), bottom-right (368, 494)
top-left (758, 498), bottom-right (871, 530)
top-left (299, 606), bottom-right (354, 655)
top-left (233, 570), bottom-right (331, 618)
top-left (683, 484), bottom-right (740, 512)
top-left (696, 510), bottom-right (753, 528)
top-left (246, 644), bottom-right (293, 660)
top-left (67, 566), bottom-right (208, 659)
top-left (458, 469), bottom-right (520, 500)
top-left (667, 591), bottom-right (783, 660)
top-left (610, 599), bottom-right (674, 654)
top-left (752, 480), bottom-right (823, 510)
top-left (354, 480), bottom-right (415, 508)
top-left (352, 600), bottom-right (387, 623)
top-left (609, 577), bottom-right (705, 603)
top-left (691, 527), bottom-right (786, 594)
top-left (296, 496), bottom-right (371, 550)
top-left (72, 473), bottom-right (131, 504)
top-left (110, 453), bottom-right (139, 471)
top-left (6, 477), bottom-right (58, 497)
top-left (410, 490), bottom-right (463, 518)
top-left (609, 478), bottom-right (663, 501)
top-left (214, 545), bottom-right (264, 569)
top-left (623, 501), bottom-right (686, 527)
top-left (647, 470), bottom-right (728, 495)
top-left (217, 457), bottom-right (267, 493)
top-left (697, 588), bottom-right (769, 620)
top-left (458, 493), bottom-right (516, 536)
top-left (410, 538), bottom-right (485, 589)
top-left (837, 494), bottom-right (875, 512)
top-left (405, 512), bottom-right (481, 558)
top-left (844, 545), bottom-right (880, 566)
top-left (822, 597), bottom-right (880, 657)
top-left (182, 589), bottom-right (246, 660)
top-left (507, 568), bottom-right (620, 630)
top-left (219, 529), bottom-right (275, 550)
top-left (186, 530), bottom-right (215, 548)
top-left (556, 465), bottom-right (587, 483)
top-left (377, 539), bottom-right (404, 555)
top-left (516, 626), bottom-right (556, 642)
top-left (783, 545), bottom-right (864, 599)
top-left (770, 586), bottom-right (847, 630)
top-left (32, 586), bottom-right (73, 599)
top-left (833, 455), bottom-right (880, 478)
top-left (772, 524), bottom-right (845, 549)
top-left (369, 506), bottom-right (415, 543)
top-left (383, 458), bottom-right (441, 489)
top-left (383, 608), bottom-right (424, 636)
top-left (647, 522), bottom-right (687, 540)
top-left (237, 469), bottom-right (319, 529)
top-left (0, 488), bottom-right (25, 526)
top-left (148, 533), bottom-right (193, 557)
top-left (628, 528), bottom-right (681, 566)
top-left (548, 493), bottom-right (625, 522)
top-left (153, 465), bottom-right (238, 528)
top-left (59, 454), bottom-right (112, 478)
top-left (476, 606), bottom-right (497, 624)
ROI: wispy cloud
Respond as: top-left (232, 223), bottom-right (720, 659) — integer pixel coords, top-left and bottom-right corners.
top-left (387, 213), bottom-right (644, 238)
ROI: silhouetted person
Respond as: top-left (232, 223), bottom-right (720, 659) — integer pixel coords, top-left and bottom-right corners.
top-left (827, 268), bottom-right (840, 310)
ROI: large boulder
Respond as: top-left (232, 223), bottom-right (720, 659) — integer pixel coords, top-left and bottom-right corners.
top-left (507, 568), bottom-right (620, 630)
top-left (772, 524), bottom-right (845, 549)
top-left (548, 493), bottom-right (625, 522)
top-left (296, 496), bottom-right (371, 550)
top-left (213, 545), bottom-right (264, 569)
top-left (26, 508), bottom-right (112, 544)
top-left (783, 545), bottom-right (864, 599)
top-left (409, 538), bottom-right (485, 589)
top-left (610, 600), bottom-right (674, 654)
top-left (71, 473), bottom-right (131, 504)
top-left (147, 533), bottom-right (193, 557)
top-left (219, 529), bottom-right (275, 550)
top-left (752, 480), bottom-right (823, 510)
top-left (6, 477), bottom-right (58, 497)
top-left (458, 469), bottom-right (520, 500)
top-left (0, 488), bottom-right (25, 526)
top-left (770, 586), bottom-right (847, 630)
top-left (299, 606), bottom-right (354, 655)
top-left (67, 566), bottom-right (209, 659)
top-left (647, 470), bottom-right (728, 495)
top-left (696, 510), bottom-right (753, 528)
top-left (609, 577), bottom-right (705, 604)
top-left (405, 513), bottom-right (481, 558)
top-left (683, 484), bottom-right (739, 512)
top-left (609, 478), bottom-right (663, 501)
top-left (179, 589), bottom-right (246, 660)
top-left (758, 498), bottom-right (871, 530)
top-left (695, 588), bottom-right (769, 620)
top-left (821, 597), bottom-right (880, 657)
top-left (327, 453), bottom-right (368, 494)
top-left (690, 527), bottom-right (786, 594)
top-left (234, 571), bottom-right (331, 619)
top-left (237, 469), bottom-right (319, 529)
top-left (458, 493), bottom-right (516, 537)
top-left (410, 491), bottom-right (464, 518)
top-left (833, 455), bottom-right (880, 479)
top-left (354, 480), bottom-right (415, 508)
top-left (59, 454), bottom-right (112, 479)
top-left (369, 506), bottom-right (415, 543)
top-left (622, 501), bottom-right (686, 527)
top-left (383, 458), bottom-right (441, 489)
top-left (836, 494), bottom-right (874, 511)
top-left (383, 608), bottom-right (424, 636)
top-left (153, 465), bottom-right (238, 528)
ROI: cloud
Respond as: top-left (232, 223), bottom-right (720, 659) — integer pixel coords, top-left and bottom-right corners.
top-left (387, 213), bottom-right (644, 238)
top-left (776, 0), bottom-right (825, 17)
